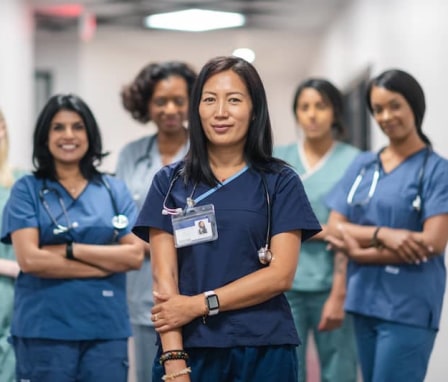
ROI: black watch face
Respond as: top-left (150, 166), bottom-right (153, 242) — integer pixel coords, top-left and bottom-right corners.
top-left (207, 295), bottom-right (219, 310)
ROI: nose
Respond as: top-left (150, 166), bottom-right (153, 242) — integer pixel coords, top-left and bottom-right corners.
top-left (63, 126), bottom-right (75, 138)
top-left (377, 108), bottom-right (392, 122)
top-left (163, 100), bottom-right (178, 115)
top-left (215, 100), bottom-right (229, 118)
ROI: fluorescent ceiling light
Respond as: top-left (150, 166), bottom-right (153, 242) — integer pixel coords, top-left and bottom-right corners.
top-left (144, 8), bottom-right (245, 32)
top-left (232, 48), bottom-right (256, 63)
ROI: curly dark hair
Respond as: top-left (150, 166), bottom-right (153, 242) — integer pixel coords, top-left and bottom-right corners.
top-left (121, 61), bottom-right (197, 123)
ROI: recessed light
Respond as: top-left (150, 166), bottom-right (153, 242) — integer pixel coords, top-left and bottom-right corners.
top-left (144, 8), bottom-right (245, 32)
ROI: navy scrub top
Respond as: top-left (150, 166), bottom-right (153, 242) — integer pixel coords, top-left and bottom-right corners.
top-left (1, 174), bottom-right (137, 340)
top-left (134, 162), bottom-right (321, 348)
top-left (326, 149), bottom-right (448, 330)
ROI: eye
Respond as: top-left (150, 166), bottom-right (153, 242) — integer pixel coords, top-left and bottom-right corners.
top-left (73, 122), bottom-right (86, 131)
top-left (228, 97), bottom-right (242, 104)
top-left (390, 101), bottom-right (401, 111)
top-left (51, 124), bottom-right (64, 131)
top-left (153, 98), bottom-right (167, 107)
top-left (316, 102), bottom-right (329, 110)
top-left (201, 96), bottom-right (215, 103)
top-left (174, 97), bottom-right (187, 107)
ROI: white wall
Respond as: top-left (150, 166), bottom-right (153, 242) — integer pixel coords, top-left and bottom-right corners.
top-left (310, 1), bottom-right (448, 380)
top-left (0, 0), bottom-right (34, 170)
top-left (36, 27), bottom-right (320, 171)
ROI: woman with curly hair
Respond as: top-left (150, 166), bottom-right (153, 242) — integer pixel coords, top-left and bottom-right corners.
top-left (116, 61), bottom-right (197, 382)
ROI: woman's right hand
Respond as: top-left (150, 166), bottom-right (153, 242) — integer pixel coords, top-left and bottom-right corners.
top-left (377, 227), bottom-right (433, 264)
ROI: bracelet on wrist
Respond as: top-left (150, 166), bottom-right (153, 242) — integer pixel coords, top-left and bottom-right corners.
top-left (159, 350), bottom-right (189, 366)
top-left (66, 241), bottom-right (75, 260)
top-left (162, 366), bottom-right (192, 381)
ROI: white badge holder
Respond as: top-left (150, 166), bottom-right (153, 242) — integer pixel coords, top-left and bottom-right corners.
top-left (171, 204), bottom-right (218, 248)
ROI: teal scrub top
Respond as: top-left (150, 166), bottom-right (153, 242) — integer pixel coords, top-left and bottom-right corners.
top-left (274, 141), bottom-right (359, 291)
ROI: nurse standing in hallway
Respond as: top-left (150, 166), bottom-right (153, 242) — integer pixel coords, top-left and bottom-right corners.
top-left (0, 109), bottom-right (26, 382)
top-left (326, 69), bottom-right (448, 382)
top-left (116, 61), bottom-right (197, 382)
top-left (274, 78), bottom-right (359, 382)
top-left (1, 94), bottom-right (144, 382)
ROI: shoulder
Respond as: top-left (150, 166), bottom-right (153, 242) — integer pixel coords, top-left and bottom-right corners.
top-left (334, 141), bottom-right (361, 157)
top-left (118, 134), bottom-right (155, 158)
top-left (273, 142), bottom-right (297, 157)
top-left (13, 174), bottom-right (39, 190)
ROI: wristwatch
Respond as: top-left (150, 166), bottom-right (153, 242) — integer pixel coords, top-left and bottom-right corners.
top-left (204, 290), bottom-right (220, 316)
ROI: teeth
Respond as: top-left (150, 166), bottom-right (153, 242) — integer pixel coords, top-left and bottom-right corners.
top-left (61, 144), bottom-right (76, 150)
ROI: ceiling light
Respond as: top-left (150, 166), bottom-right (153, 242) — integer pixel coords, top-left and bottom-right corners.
top-left (144, 8), bottom-right (245, 32)
top-left (232, 48), bottom-right (256, 63)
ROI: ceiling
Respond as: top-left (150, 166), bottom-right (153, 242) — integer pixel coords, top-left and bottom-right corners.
top-left (30, 0), bottom-right (352, 34)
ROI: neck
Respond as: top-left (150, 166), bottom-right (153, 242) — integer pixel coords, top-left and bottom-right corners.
top-left (303, 136), bottom-right (334, 157)
top-left (302, 136), bottom-right (334, 168)
top-left (208, 146), bottom-right (246, 181)
top-left (55, 163), bottom-right (84, 182)
top-left (386, 135), bottom-right (426, 158)
top-left (158, 129), bottom-right (188, 165)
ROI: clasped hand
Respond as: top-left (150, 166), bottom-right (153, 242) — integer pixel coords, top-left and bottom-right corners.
top-left (151, 291), bottom-right (198, 333)
top-left (326, 226), bottom-right (433, 265)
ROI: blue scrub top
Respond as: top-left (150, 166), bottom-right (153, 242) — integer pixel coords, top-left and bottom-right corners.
top-left (326, 148), bottom-right (448, 329)
top-left (134, 161), bottom-right (321, 348)
top-left (1, 174), bottom-right (137, 340)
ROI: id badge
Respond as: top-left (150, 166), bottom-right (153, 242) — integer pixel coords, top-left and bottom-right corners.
top-left (171, 204), bottom-right (218, 248)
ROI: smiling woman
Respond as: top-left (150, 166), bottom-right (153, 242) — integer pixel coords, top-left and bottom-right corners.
top-left (133, 56), bottom-right (322, 382)
top-left (1, 94), bottom-right (144, 382)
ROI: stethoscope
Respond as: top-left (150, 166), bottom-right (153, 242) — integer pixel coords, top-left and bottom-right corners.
top-left (347, 147), bottom-right (431, 212)
top-left (40, 176), bottom-right (129, 236)
top-left (161, 169), bottom-right (273, 265)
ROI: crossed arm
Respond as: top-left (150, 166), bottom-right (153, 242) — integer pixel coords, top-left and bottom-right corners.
top-left (11, 227), bottom-right (144, 278)
top-left (326, 211), bottom-right (448, 265)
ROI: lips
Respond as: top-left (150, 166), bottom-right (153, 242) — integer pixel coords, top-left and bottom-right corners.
top-left (211, 124), bottom-right (232, 133)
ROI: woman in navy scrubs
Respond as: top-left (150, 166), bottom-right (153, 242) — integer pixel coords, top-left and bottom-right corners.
top-left (133, 56), bottom-right (321, 382)
top-left (326, 69), bottom-right (448, 382)
top-left (1, 94), bottom-right (144, 381)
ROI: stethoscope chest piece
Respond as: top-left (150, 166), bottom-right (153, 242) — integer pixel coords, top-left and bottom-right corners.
top-left (258, 246), bottom-right (273, 265)
top-left (112, 214), bottom-right (129, 230)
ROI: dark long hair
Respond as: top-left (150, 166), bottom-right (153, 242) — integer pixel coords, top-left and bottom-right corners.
top-left (33, 94), bottom-right (107, 180)
top-left (292, 78), bottom-right (345, 138)
top-left (184, 56), bottom-right (285, 186)
top-left (366, 69), bottom-right (431, 146)
top-left (121, 61), bottom-right (197, 123)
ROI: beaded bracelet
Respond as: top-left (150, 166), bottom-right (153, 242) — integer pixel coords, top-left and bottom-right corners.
top-left (162, 366), bottom-right (192, 381)
top-left (159, 350), bottom-right (189, 365)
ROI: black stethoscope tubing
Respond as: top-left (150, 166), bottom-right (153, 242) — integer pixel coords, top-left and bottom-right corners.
top-left (162, 169), bottom-right (273, 264)
top-left (39, 176), bottom-right (128, 235)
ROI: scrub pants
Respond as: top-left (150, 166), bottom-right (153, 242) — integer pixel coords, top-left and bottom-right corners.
top-left (153, 345), bottom-right (298, 382)
top-left (286, 290), bottom-right (357, 382)
top-left (352, 314), bottom-right (437, 382)
top-left (131, 323), bottom-right (158, 382)
top-left (13, 337), bottom-right (128, 382)
top-left (0, 276), bottom-right (15, 382)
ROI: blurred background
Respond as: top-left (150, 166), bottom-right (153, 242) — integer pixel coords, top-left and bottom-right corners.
top-left (1, 1), bottom-right (447, 380)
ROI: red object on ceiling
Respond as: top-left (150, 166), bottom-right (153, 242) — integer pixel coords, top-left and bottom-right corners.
top-left (36, 4), bottom-right (84, 18)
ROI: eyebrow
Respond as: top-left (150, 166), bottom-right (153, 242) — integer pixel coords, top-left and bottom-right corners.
top-left (202, 91), bottom-right (246, 96)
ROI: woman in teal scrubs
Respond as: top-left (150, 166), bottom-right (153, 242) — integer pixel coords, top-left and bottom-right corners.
top-left (0, 109), bottom-right (25, 382)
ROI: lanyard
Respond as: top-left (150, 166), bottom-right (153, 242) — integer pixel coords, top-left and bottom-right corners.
top-left (192, 165), bottom-right (249, 205)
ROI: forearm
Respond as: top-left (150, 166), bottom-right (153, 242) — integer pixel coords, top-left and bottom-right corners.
top-left (330, 252), bottom-right (347, 298)
top-left (73, 240), bottom-right (144, 272)
top-left (22, 247), bottom-right (110, 278)
top-left (0, 259), bottom-right (20, 278)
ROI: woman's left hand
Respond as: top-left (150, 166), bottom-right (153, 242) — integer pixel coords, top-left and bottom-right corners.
top-left (327, 229), bottom-right (364, 262)
top-left (151, 291), bottom-right (201, 332)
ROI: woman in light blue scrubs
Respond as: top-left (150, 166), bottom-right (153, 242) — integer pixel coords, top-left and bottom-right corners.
top-left (1, 94), bottom-right (144, 382)
top-left (326, 69), bottom-right (448, 382)
top-left (116, 61), bottom-right (197, 382)
top-left (133, 56), bottom-right (322, 382)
